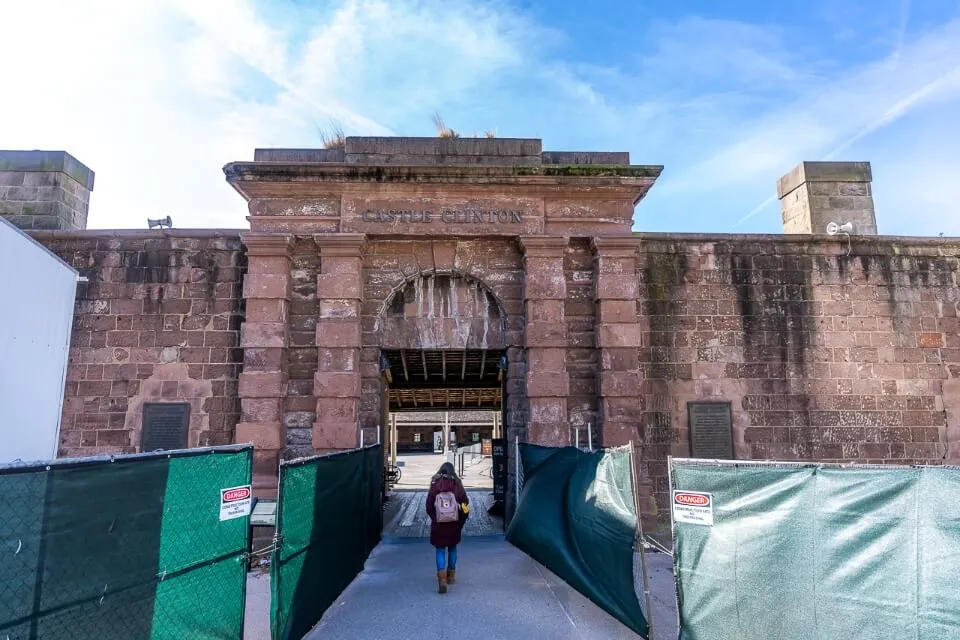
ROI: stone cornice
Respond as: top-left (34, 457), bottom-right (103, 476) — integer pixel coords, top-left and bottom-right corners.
top-left (224, 162), bottom-right (661, 204)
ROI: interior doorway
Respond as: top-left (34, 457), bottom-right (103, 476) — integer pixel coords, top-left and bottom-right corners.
top-left (374, 272), bottom-right (509, 538)
top-left (379, 348), bottom-right (505, 538)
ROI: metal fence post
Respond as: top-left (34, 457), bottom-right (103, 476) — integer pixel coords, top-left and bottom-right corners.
top-left (629, 441), bottom-right (654, 640)
top-left (514, 435), bottom-right (520, 505)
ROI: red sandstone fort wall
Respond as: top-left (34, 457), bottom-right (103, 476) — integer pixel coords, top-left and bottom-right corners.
top-left (32, 230), bottom-right (246, 457)
top-left (27, 228), bottom-right (960, 520)
top-left (635, 234), bottom-right (960, 509)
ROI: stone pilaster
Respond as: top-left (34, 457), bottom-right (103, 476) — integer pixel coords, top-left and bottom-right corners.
top-left (237, 233), bottom-right (294, 498)
top-left (520, 236), bottom-right (570, 446)
top-left (313, 234), bottom-right (366, 452)
top-left (593, 238), bottom-right (643, 445)
top-left (593, 237), bottom-right (656, 524)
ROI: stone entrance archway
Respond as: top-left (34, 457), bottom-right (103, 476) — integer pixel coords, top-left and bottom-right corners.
top-left (376, 270), bottom-right (508, 413)
top-left (360, 249), bottom-right (521, 461)
top-left (225, 137), bottom-right (661, 524)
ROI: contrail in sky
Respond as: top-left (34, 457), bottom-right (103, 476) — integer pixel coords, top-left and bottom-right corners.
top-left (732, 65), bottom-right (960, 229)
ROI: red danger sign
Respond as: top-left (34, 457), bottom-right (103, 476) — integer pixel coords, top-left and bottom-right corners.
top-left (675, 492), bottom-right (710, 507)
top-left (223, 487), bottom-right (251, 502)
top-left (672, 490), bottom-right (714, 526)
top-left (220, 485), bottom-right (253, 521)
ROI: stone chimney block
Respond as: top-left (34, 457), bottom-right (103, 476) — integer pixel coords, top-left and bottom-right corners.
top-left (0, 150), bottom-right (95, 231)
top-left (777, 161), bottom-right (877, 235)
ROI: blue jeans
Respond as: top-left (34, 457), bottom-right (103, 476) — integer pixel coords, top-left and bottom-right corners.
top-left (435, 545), bottom-right (458, 572)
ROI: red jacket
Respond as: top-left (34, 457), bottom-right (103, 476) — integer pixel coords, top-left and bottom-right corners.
top-left (425, 476), bottom-right (469, 548)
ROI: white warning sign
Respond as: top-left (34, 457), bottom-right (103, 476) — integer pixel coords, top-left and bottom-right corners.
top-left (220, 485), bottom-right (253, 522)
top-left (672, 490), bottom-right (714, 526)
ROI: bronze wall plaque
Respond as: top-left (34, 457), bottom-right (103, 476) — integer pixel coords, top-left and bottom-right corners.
top-left (142, 403), bottom-right (190, 452)
top-left (688, 401), bottom-right (734, 459)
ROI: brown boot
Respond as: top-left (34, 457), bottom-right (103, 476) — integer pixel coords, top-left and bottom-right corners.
top-left (447, 569), bottom-right (456, 585)
top-left (437, 571), bottom-right (448, 594)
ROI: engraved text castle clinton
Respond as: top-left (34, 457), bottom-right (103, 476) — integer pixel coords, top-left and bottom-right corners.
top-left (361, 208), bottom-right (523, 224)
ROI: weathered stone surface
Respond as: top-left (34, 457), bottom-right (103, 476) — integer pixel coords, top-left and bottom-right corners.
top-left (33, 140), bottom-right (960, 531)
top-left (1, 151), bottom-right (94, 231)
top-left (240, 322), bottom-right (287, 348)
top-left (344, 136), bottom-right (543, 160)
top-left (29, 232), bottom-right (243, 457)
top-left (525, 371), bottom-right (570, 397)
top-left (238, 371), bottom-right (284, 397)
top-left (312, 421), bottom-right (359, 449)
top-left (314, 371), bottom-right (361, 398)
top-left (242, 273), bottom-right (290, 299)
top-left (235, 421), bottom-right (283, 449)
top-left (315, 321), bottom-right (362, 348)
top-left (316, 273), bottom-right (362, 299)
top-left (778, 161), bottom-right (877, 235)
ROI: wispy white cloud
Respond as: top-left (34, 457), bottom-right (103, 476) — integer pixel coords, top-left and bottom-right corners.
top-left (0, 0), bottom-right (547, 228)
top-left (638, 17), bottom-right (820, 93)
top-left (892, 0), bottom-right (912, 64)
top-left (1, 0), bottom-right (959, 238)
top-left (638, 17), bottom-right (960, 233)
top-left (671, 19), bottom-right (960, 192)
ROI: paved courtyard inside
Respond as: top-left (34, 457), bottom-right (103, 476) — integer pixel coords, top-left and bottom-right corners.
top-left (392, 451), bottom-right (494, 490)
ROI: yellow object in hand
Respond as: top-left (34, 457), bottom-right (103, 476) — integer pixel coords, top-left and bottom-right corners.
top-left (461, 503), bottom-right (470, 514)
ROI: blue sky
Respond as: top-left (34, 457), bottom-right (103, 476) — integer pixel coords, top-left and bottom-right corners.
top-left (3, 0), bottom-right (960, 236)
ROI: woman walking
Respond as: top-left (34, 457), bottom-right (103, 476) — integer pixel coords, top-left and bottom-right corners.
top-left (425, 462), bottom-right (469, 593)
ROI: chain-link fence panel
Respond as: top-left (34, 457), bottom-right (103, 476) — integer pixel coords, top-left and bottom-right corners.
top-left (270, 445), bottom-right (382, 640)
top-left (0, 445), bottom-right (252, 640)
top-left (670, 459), bottom-right (960, 640)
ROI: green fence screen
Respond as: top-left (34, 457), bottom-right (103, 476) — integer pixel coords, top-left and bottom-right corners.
top-left (0, 445), bottom-right (252, 640)
top-left (270, 445), bottom-right (382, 640)
top-left (506, 443), bottom-right (649, 638)
top-left (670, 459), bottom-right (960, 640)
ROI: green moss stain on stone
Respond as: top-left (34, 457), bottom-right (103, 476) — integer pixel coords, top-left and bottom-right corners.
top-left (642, 246), bottom-right (688, 352)
top-left (516, 165), bottom-right (661, 178)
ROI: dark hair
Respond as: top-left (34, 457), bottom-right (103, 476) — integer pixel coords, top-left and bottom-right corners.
top-left (437, 462), bottom-right (456, 478)
top-left (432, 462), bottom-right (462, 487)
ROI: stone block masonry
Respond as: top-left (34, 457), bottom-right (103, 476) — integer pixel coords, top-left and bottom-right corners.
top-left (635, 234), bottom-right (960, 510)
top-left (0, 150), bottom-right (95, 231)
top-left (15, 140), bottom-right (960, 530)
top-left (29, 229), bottom-right (246, 457)
top-left (778, 161), bottom-right (877, 235)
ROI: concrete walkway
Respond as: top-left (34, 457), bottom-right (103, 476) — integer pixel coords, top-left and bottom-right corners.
top-left (244, 537), bottom-right (678, 640)
top-left (300, 536), bottom-right (677, 640)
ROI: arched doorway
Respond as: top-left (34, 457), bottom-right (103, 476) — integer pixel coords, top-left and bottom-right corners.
top-left (376, 272), bottom-right (509, 537)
